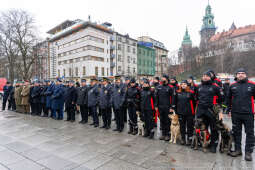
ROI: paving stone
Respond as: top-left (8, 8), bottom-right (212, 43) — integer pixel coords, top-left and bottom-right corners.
top-left (0, 150), bottom-right (25, 165)
top-left (7, 159), bottom-right (47, 170)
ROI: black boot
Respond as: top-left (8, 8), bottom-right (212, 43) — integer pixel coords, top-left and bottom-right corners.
top-left (245, 152), bottom-right (253, 161)
top-left (128, 126), bottom-right (133, 134)
top-left (229, 150), bottom-right (242, 157)
top-left (132, 128), bottom-right (138, 135)
top-left (149, 131), bottom-right (154, 139)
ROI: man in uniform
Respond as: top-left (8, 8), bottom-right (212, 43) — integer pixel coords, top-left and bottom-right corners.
top-left (99, 77), bottom-right (112, 129)
top-left (45, 81), bottom-right (54, 117)
top-left (112, 76), bottom-right (126, 132)
top-left (155, 74), bottom-right (175, 141)
top-left (227, 68), bottom-right (255, 161)
top-left (14, 81), bottom-right (23, 113)
top-left (196, 71), bottom-right (224, 153)
top-left (126, 78), bottom-right (140, 135)
top-left (51, 78), bottom-right (64, 120)
top-left (65, 80), bottom-right (78, 122)
top-left (21, 81), bottom-right (31, 114)
top-left (2, 81), bottom-right (12, 111)
top-left (88, 77), bottom-right (99, 127)
top-left (77, 79), bottom-right (89, 124)
top-left (30, 81), bottom-right (42, 116)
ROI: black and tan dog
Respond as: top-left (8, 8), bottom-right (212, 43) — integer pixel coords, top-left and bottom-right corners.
top-left (216, 119), bottom-right (234, 154)
top-left (191, 118), bottom-right (210, 152)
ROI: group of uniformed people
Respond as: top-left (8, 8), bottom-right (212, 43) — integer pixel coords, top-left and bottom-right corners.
top-left (1, 68), bottom-right (255, 161)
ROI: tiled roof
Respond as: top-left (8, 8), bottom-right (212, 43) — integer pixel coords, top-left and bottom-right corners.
top-left (210, 24), bottom-right (255, 42)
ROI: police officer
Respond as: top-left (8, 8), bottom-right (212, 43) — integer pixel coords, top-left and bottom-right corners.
top-left (8, 83), bottom-right (16, 111)
top-left (65, 80), bottom-right (78, 122)
top-left (140, 79), bottom-right (155, 139)
top-left (2, 81), bottom-right (12, 111)
top-left (45, 81), bottom-right (54, 117)
top-left (155, 74), bottom-right (175, 141)
top-left (21, 81), bottom-right (31, 114)
top-left (112, 76), bottom-right (126, 132)
top-left (30, 81), bottom-right (42, 116)
top-left (51, 78), bottom-right (64, 120)
top-left (88, 77), bottom-right (99, 127)
top-left (175, 80), bottom-right (195, 145)
top-left (227, 68), bottom-right (255, 161)
top-left (196, 71), bottom-right (224, 153)
top-left (77, 79), bottom-right (89, 124)
top-left (99, 77), bottom-right (112, 129)
top-left (126, 78), bottom-right (140, 135)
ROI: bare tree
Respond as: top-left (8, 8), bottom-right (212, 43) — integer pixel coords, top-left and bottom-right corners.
top-left (0, 9), bottom-right (40, 81)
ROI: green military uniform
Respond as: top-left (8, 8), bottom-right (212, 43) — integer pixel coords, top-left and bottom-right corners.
top-left (14, 85), bottom-right (23, 113)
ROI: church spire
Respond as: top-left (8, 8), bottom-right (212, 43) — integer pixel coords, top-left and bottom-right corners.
top-left (182, 26), bottom-right (192, 46)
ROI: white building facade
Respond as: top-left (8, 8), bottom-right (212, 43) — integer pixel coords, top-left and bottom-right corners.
top-left (110, 33), bottom-right (137, 77)
top-left (47, 20), bottom-right (112, 80)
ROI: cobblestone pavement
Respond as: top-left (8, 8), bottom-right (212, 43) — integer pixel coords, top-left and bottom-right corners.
top-left (0, 109), bottom-right (254, 170)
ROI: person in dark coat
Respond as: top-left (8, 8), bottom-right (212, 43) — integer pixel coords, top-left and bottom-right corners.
top-left (88, 77), bottom-right (100, 127)
top-left (227, 68), bottom-right (255, 161)
top-left (187, 75), bottom-right (198, 98)
top-left (170, 77), bottom-right (179, 91)
top-left (77, 79), bottom-right (89, 124)
top-left (126, 78), bottom-right (140, 135)
top-left (175, 80), bottom-right (195, 145)
top-left (41, 80), bottom-right (49, 117)
top-left (45, 81), bottom-right (54, 117)
top-left (51, 78), bottom-right (64, 120)
top-left (196, 71), bottom-right (224, 153)
top-left (99, 77), bottom-right (112, 129)
top-left (65, 81), bottom-right (78, 122)
top-left (155, 74), bottom-right (176, 141)
top-left (30, 81), bottom-right (42, 116)
top-left (2, 81), bottom-right (12, 111)
top-left (140, 79), bottom-right (155, 139)
top-left (123, 77), bottom-right (130, 123)
top-left (8, 84), bottom-right (16, 111)
top-left (29, 83), bottom-right (35, 114)
top-left (112, 76), bottom-right (126, 132)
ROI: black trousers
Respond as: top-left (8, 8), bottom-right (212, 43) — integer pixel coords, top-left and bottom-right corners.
top-left (89, 106), bottom-right (98, 125)
top-left (123, 106), bottom-right (127, 122)
top-left (232, 113), bottom-right (254, 153)
top-left (30, 103), bottom-right (36, 115)
top-left (159, 107), bottom-right (170, 136)
top-left (34, 103), bottom-right (42, 116)
top-left (42, 103), bottom-right (49, 116)
top-left (115, 107), bottom-right (124, 130)
top-left (101, 107), bottom-right (112, 127)
top-left (80, 105), bottom-right (88, 122)
top-left (66, 105), bottom-right (75, 121)
top-left (196, 106), bottom-right (218, 147)
top-left (128, 105), bottom-right (137, 128)
top-left (2, 97), bottom-right (8, 110)
top-left (143, 109), bottom-right (154, 133)
top-left (179, 114), bottom-right (194, 141)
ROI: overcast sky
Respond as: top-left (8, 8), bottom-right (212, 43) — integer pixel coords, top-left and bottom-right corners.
top-left (1, 0), bottom-right (254, 51)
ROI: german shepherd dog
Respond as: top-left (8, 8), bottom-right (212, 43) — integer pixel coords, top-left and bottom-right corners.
top-left (191, 118), bottom-right (210, 152)
top-left (216, 119), bottom-right (234, 154)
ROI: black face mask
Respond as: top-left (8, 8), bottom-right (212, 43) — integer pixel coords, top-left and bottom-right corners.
top-left (162, 81), bottom-right (168, 85)
top-left (143, 87), bottom-right (150, 90)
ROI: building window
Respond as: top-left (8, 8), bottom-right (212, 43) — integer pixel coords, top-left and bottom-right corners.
top-left (63, 69), bottom-right (66, 77)
top-left (75, 67), bottom-right (78, 76)
top-left (127, 46), bottom-right (130, 53)
top-left (101, 67), bottom-right (105, 76)
top-left (133, 48), bottom-right (136, 54)
top-left (69, 68), bottom-right (72, 77)
top-left (133, 68), bottom-right (136, 73)
top-left (95, 67), bottom-right (98, 76)
top-left (118, 66), bottom-right (121, 72)
top-left (127, 56), bottom-right (130, 63)
top-left (127, 66), bottom-right (130, 73)
top-left (118, 55), bottom-right (122, 62)
top-left (118, 44), bottom-right (121, 50)
top-left (83, 66), bottom-right (86, 76)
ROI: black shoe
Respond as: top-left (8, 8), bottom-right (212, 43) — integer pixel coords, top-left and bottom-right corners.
top-left (149, 132), bottom-right (154, 139)
top-left (245, 152), bottom-right (253, 161)
top-left (70, 120), bottom-right (75, 122)
top-left (210, 146), bottom-right (217, 153)
top-left (159, 136), bottom-right (165, 140)
top-left (186, 140), bottom-right (192, 146)
top-left (113, 128), bottom-right (119, 131)
top-left (229, 150), bottom-right (242, 157)
top-left (79, 120), bottom-right (84, 124)
top-left (105, 126), bottom-right (110, 130)
top-left (119, 129), bottom-right (123, 133)
top-left (89, 123), bottom-right (95, 126)
top-left (100, 125), bottom-right (106, 128)
top-left (94, 124), bottom-right (99, 128)
top-left (143, 132), bottom-right (149, 137)
top-left (65, 119), bottom-right (71, 121)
